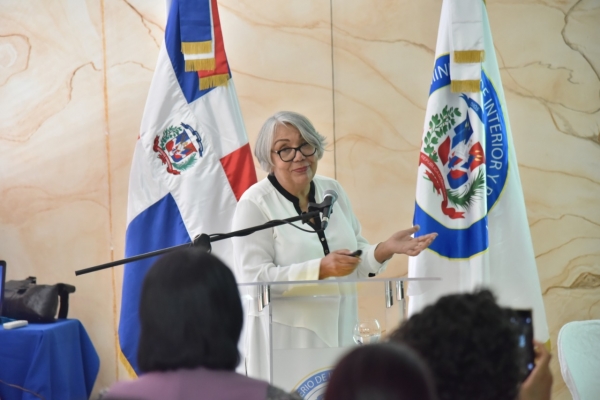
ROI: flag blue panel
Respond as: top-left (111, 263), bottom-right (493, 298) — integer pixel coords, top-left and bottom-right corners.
top-left (119, 193), bottom-right (190, 374)
top-left (414, 202), bottom-right (488, 259)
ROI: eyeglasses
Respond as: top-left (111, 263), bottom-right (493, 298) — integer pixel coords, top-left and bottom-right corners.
top-left (272, 143), bottom-right (317, 162)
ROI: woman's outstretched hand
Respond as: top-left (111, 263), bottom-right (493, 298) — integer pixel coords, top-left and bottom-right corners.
top-left (319, 249), bottom-right (361, 279)
top-left (374, 225), bottom-right (437, 263)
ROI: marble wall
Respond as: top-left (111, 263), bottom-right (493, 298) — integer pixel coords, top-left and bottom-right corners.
top-left (1, 0), bottom-right (598, 398)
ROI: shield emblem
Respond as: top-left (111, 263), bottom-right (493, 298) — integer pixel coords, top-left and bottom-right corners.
top-left (165, 131), bottom-right (197, 164)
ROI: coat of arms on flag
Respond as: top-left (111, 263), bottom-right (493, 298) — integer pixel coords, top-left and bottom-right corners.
top-left (409, 0), bottom-right (549, 345)
top-left (420, 97), bottom-right (486, 221)
top-left (153, 123), bottom-right (204, 175)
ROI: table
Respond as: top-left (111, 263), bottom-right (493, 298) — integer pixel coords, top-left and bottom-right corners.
top-left (0, 319), bottom-right (99, 400)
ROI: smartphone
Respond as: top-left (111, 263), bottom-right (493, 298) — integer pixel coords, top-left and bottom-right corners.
top-left (348, 250), bottom-right (362, 257)
top-left (510, 309), bottom-right (535, 380)
top-left (0, 260), bottom-right (5, 316)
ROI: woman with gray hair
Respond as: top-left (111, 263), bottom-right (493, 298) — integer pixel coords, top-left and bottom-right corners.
top-left (232, 111), bottom-right (436, 381)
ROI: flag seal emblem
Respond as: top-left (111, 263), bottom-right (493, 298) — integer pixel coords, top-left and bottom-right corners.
top-left (153, 122), bottom-right (204, 175)
top-left (419, 95), bottom-right (486, 220)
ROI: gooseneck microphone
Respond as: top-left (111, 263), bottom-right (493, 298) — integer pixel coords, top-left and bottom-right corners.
top-left (320, 189), bottom-right (338, 230)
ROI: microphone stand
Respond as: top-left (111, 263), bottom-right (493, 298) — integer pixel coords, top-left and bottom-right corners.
top-left (75, 209), bottom-right (323, 276)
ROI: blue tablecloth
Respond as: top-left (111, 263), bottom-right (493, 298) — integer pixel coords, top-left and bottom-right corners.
top-left (0, 319), bottom-right (99, 400)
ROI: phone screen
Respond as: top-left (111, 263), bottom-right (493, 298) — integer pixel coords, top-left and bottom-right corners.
top-left (510, 309), bottom-right (535, 380)
top-left (0, 261), bottom-right (5, 315)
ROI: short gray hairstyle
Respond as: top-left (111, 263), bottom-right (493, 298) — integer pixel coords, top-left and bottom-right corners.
top-left (254, 111), bottom-right (328, 173)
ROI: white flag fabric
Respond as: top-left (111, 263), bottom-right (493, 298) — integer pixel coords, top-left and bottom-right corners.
top-left (119, 0), bottom-right (257, 376)
top-left (408, 0), bottom-right (549, 343)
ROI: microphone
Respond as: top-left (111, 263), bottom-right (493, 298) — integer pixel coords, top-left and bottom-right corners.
top-left (320, 189), bottom-right (338, 230)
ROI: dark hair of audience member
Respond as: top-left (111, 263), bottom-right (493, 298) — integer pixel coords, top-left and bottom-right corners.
top-left (389, 289), bottom-right (520, 400)
top-left (324, 342), bottom-right (438, 400)
top-left (137, 249), bottom-right (243, 372)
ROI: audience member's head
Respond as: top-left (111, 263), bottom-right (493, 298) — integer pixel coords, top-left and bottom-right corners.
top-left (390, 289), bottom-right (520, 400)
top-left (137, 249), bottom-right (243, 373)
top-left (324, 342), bottom-right (438, 400)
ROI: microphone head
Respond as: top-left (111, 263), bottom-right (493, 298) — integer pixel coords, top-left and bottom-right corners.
top-left (323, 189), bottom-right (338, 202)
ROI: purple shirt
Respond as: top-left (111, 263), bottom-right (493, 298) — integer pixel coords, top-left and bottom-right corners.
top-left (105, 367), bottom-right (269, 400)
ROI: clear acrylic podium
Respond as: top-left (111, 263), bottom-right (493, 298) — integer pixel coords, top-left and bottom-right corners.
top-left (238, 276), bottom-right (439, 398)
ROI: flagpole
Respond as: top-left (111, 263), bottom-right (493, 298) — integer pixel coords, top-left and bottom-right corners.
top-left (75, 210), bottom-right (323, 276)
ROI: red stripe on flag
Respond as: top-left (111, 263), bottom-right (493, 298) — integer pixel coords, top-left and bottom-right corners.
top-left (198, 0), bottom-right (229, 79)
top-left (220, 143), bottom-right (257, 201)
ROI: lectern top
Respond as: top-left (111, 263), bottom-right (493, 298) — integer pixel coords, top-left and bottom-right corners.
top-left (237, 276), bottom-right (440, 287)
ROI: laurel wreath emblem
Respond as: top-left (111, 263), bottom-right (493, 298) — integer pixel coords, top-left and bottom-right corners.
top-left (446, 169), bottom-right (485, 209)
top-left (423, 105), bottom-right (461, 163)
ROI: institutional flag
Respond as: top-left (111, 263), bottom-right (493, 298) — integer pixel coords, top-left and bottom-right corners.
top-left (408, 0), bottom-right (549, 343)
top-left (119, 0), bottom-right (257, 376)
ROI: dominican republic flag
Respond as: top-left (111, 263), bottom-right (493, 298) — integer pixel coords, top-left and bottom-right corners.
top-left (408, 0), bottom-right (549, 343)
top-left (119, 0), bottom-right (257, 376)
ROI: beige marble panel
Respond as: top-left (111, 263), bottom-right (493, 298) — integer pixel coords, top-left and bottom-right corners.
top-left (490, 2), bottom-right (600, 397)
top-left (0, 0), bottom-right (117, 396)
top-left (219, 0), bottom-right (335, 180)
top-left (331, 0), bottom-right (441, 278)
